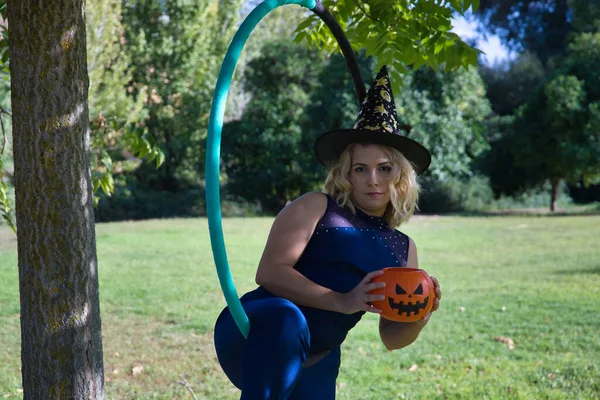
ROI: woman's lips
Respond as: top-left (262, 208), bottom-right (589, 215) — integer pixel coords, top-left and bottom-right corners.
top-left (366, 192), bottom-right (383, 197)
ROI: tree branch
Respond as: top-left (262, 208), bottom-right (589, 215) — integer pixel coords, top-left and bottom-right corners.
top-left (176, 377), bottom-right (199, 400)
top-left (353, 0), bottom-right (380, 22)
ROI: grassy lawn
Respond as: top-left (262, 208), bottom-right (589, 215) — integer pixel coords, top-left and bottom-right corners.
top-left (0, 213), bottom-right (599, 399)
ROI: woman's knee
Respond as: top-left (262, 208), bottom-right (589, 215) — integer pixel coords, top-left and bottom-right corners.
top-left (249, 299), bottom-right (309, 337)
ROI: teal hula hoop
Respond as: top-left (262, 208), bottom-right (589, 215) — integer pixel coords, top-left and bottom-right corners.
top-left (206, 0), bottom-right (365, 339)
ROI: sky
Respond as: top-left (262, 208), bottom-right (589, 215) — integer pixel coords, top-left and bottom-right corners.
top-left (451, 15), bottom-right (512, 65)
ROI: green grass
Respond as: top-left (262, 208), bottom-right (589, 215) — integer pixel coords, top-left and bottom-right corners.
top-left (1, 214), bottom-right (599, 399)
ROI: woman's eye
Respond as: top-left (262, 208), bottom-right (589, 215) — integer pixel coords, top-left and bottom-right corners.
top-left (380, 166), bottom-right (392, 172)
top-left (354, 167), bottom-right (366, 172)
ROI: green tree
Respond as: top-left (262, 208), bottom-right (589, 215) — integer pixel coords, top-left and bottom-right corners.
top-left (297, 0), bottom-right (482, 95)
top-left (513, 74), bottom-right (599, 211)
top-left (476, 53), bottom-right (547, 197)
top-left (87, 0), bottom-right (163, 205)
top-left (223, 6), bottom-right (309, 122)
top-left (475, 114), bottom-right (544, 198)
top-left (473, 0), bottom-right (600, 62)
top-left (480, 52), bottom-right (546, 116)
top-left (472, 2), bottom-right (600, 206)
top-left (396, 66), bottom-right (492, 180)
top-left (508, 33), bottom-right (600, 210)
top-left (8, 0), bottom-right (104, 396)
top-left (562, 32), bottom-right (600, 100)
top-left (474, 0), bottom-right (571, 62)
top-left (223, 34), bottom-right (491, 211)
top-left (222, 39), bottom-right (326, 212)
top-left (0, 0), bottom-right (166, 230)
top-left (119, 0), bottom-right (240, 197)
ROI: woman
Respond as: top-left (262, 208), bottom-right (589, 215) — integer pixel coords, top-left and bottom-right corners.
top-left (214, 66), bottom-right (442, 400)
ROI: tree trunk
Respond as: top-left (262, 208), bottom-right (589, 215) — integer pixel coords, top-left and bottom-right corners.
top-left (7, 1), bottom-right (105, 398)
top-left (550, 177), bottom-right (560, 212)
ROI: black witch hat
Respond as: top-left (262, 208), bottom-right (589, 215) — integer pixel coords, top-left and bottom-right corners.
top-left (314, 66), bottom-right (431, 174)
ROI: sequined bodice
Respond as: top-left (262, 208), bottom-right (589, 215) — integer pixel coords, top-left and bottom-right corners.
top-left (241, 193), bottom-right (410, 353)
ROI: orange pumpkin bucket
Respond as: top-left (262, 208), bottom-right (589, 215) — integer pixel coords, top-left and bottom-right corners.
top-left (370, 267), bottom-right (435, 322)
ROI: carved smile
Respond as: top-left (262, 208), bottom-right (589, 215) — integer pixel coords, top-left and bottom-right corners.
top-left (388, 296), bottom-right (430, 316)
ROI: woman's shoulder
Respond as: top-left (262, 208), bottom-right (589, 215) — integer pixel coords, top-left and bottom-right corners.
top-left (276, 192), bottom-right (328, 222)
top-left (394, 228), bottom-right (414, 243)
top-left (394, 228), bottom-right (417, 249)
top-left (290, 191), bottom-right (328, 209)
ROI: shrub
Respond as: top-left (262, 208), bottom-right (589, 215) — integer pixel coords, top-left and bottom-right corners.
top-left (418, 175), bottom-right (495, 214)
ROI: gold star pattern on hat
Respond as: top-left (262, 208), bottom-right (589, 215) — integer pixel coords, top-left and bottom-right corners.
top-left (382, 121), bottom-right (393, 133)
top-left (374, 76), bottom-right (388, 87)
top-left (313, 65), bottom-right (432, 175)
top-left (380, 90), bottom-right (391, 102)
top-left (375, 104), bottom-right (388, 115)
top-left (353, 66), bottom-right (401, 135)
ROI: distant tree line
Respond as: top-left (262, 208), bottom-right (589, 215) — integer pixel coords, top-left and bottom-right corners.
top-left (222, 0), bottom-right (600, 214)
top-left (1, 0), bottom-right (599, 226)
top-left (474, 0), bottom-right (600, 211)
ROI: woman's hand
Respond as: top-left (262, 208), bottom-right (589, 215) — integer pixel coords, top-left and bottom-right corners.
top-left (336, 270), bottom-right (386, 315)
top-left (423, 275), bottom-right (442, 322)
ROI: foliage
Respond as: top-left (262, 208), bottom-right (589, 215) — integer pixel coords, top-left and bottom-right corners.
top-left (418, 174), bottom-right (494, 213)
top-left (475, 115), bottom-right (545, 197)
top-left (221, 39), bottom-right (326, 212)
top-left (479, 52), bottom-right (546, 116)
top-left (222, 6), bottom-right (310, 122)
top-left (562, 32), bottom-right (600, 101)
top-left (121, 0), bottom-right (241, 195)
top-left (515, 75), bottom-right (599, 181)
top-left (296, 0), bottom-right (482, 96)
top-left (86, 0), bottom-right (165, 206)
top-left (0, 0), bottom-right (13, 233)
top-left (395, 66), bottom-right (492, 180)
top-left (476, 20), bottom-right (600, 208)
top-left (490, 180), bottom-right (573, 210)
top-left (569, 182), bottom-right (600, 203)
top-left (94, 176), bottom-right (206, 221)
top-left (223, 31), bottom-right (491, 212)
top-left (473, 0), bottom-right (600, 63)
top-left (570, 0), bottom-right (600, 33)
top-left (474, 0), bottom-right (571, 62)
top-left (0, 0), bottom-right (167, 230)
top-left (302, 49), bottom-right (375, 146)
top-left (503, 32), bottom-right (600, 210)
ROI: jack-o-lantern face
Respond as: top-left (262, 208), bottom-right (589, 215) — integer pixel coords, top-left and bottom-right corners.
top-left (370, 267), bottom-right (435, 322)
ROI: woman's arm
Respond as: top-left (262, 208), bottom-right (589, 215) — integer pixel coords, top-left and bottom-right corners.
top-left (255, 192), bottom-right (385, 315)
top-left (378, 237), bottom-right (442, 351)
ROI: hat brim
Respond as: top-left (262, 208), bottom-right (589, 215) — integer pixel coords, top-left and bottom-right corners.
top-left (314, 129), bottom-right (431, 175)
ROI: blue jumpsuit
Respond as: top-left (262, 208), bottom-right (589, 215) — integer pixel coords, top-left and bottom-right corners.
top-left (214, 194), bottom-right (410, 399)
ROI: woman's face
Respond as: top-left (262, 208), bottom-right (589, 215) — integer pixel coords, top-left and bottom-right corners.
top-left (348, 144), bottom-right (394, 217)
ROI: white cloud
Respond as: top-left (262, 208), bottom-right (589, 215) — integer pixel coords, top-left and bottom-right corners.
top-left (451, 15), bottom-right (512, 65)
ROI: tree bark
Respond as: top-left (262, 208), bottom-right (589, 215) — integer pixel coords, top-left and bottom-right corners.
top-left (7, 0), bottom-right (105, 398)
top-left (550, 177), bottom-right (560, 212)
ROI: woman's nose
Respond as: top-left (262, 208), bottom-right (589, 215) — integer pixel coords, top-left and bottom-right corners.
top-left (367, 170), bottom-right (379, 186)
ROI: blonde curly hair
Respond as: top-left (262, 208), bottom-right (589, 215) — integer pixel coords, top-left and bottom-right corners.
top-left (323, 143), bottom-right (421, 228)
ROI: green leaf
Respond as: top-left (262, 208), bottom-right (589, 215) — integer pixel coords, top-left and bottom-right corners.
top-left (434, 40), bottom-right (445, 55)
top-left (155, 150), bottom-right (165, 168)
top-left (294, 17), bottom-right (314, 33)
top-left (92, 177), bottom-right (100, 193)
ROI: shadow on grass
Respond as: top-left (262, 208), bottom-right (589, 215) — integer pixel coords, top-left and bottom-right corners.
top-left (422, 203), bottom-right (600, 219)
top-left (554, 266), bottom-right (600, 275)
